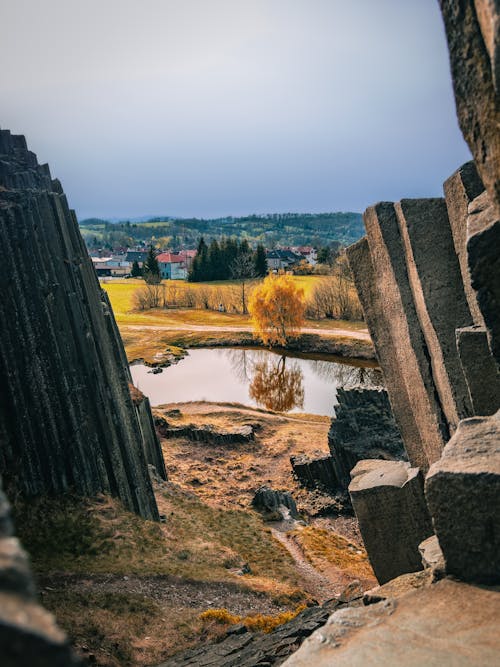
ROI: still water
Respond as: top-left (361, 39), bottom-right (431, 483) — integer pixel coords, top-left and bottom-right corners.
top-left (130, 348), bottom-right (382, 416)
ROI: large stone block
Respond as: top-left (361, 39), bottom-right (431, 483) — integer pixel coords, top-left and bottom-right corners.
top-left (348, 211), bottom-right (447, 472)
top-left (456, 326), bottom-right (500, 415)
top-left (348, 460), bottom-right (433, 584)
top-left (467, 190), bottom-right (500, 365)
top-left (282, 578), bottom-right (500, 667)
top-left (425, 411), bottom-right (500, 583)
top-left (439, 0), bottom-right (500, 215)
top-left (395, 198), bottom-right (473, 431)
top-left (443, 161), bottom-right (485, 325)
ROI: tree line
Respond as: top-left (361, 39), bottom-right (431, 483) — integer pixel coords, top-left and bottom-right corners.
top-left (188, 237), bottom-right (267, 282)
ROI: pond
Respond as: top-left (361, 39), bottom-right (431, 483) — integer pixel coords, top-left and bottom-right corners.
top-left (130, 348), bottom-right (382, 417)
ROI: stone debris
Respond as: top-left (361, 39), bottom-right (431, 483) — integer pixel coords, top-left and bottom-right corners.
top-left (418, 535), bottom-right (446, 580)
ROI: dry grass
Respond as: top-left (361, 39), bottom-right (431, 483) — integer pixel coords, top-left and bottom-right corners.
top-left (291, 526), bottom-right (375, 584)
top-left (199, 603), bottom-right (307, 633)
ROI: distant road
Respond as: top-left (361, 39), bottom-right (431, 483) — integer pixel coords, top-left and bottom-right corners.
top-left (121, 323), bottom-right (371, 341)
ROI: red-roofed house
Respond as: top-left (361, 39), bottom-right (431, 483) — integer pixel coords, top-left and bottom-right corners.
top-left (157, 251), bottom-right (193, 280)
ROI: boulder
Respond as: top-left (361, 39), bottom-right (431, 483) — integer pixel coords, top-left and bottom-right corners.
top-left (425, 411), bottom-right (500, 583)
top-left (349, 460), bottom-right (433, 584)
top-left (252, 486), bottom-right (299, 520)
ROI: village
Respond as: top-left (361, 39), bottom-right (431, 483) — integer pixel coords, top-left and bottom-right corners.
top-left (90, 244), bottom-right (320, 279)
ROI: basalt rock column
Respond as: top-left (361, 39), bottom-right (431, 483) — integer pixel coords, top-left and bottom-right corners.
top-left (347, 209), bottom-right (447, 472)
top-left (0, 129), bottom-right (164, 519)
top-left (467, 190), bottom-right (500, 366)
top-left (394, 198), bottom-right (474, 430)
top-left (439, 0), bottom-right (500, 216)
top-left (425, 410), bottom-right (500, 583)
top-left (348, 460), bottom-right (433, 585)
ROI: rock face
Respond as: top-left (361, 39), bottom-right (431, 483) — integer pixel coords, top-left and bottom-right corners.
top-left (0, 478), bottom-right (80, 666)
top-left (282, 578), bottom-right (500, 667)
top-left (439, 0), bottom-right (500, 216)
top-left (456, 326), bottom-right (500, 414)
top-left (425, 411), bottom-right (500, 583)
top-left (291, 388), bottom-right (405, 496)
top-left (0, 129), bottom-right (165, 520)
top-left (347, 213), bottom-right (448, 472)
top-left (328, 388), bottom-right (406, 490)
top-left (467, 190), bottom-right (500, 365)
top-left (348, 460), bottom-right (433, 585)
top-left (251, 486), bottom-right (299, 520)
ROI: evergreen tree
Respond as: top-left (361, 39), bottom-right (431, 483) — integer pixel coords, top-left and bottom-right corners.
top-left (254, 244), bottom-right (268, 277)
top-left (143, 246), bottom-right (161, 284)
top-left (130, 260), bottom-right (142, 278)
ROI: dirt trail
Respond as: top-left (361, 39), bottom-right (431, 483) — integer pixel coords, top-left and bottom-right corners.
top-left (271, 527), bottom-right (339, 603)
top-left (122, 323), bottom-right (371, 340)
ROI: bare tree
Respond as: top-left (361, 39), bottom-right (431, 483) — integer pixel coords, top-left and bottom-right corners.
top-left (230, 252), bottom-right (257, 314)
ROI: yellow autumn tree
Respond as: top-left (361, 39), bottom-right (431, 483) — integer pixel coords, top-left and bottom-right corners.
top-left (248, 274), bottom-right (305, 346)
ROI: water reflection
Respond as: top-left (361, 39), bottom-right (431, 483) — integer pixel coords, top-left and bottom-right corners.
top-left (249, 356), bottom-right (305, 412)
top-left (309, 359), bottom-right (383, 389)
top-left (130, 347), bottom-right (383, 416)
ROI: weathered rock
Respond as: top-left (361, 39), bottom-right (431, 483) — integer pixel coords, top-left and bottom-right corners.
top-left (349, 460), bottom-right (433, 584)
top-left (252, 486), bottom-right (299, 520)
top-left (283, 578), bottom-right (500, 667)
top-left (443, 161), bottom-right (485, 325)
top-left (456, 326), bottom-right (500, 414)
top-left (425, 411), bottom-right (500, 583)
top-left (290, 453), bottom-right (337, 491)
top-left (328, 388), bottom-right (406, 490)
top-left (395, 198), bottom-right (474, 430)
top-left (467, 190), bottom-right (500, 365)
top-left (157, 599), bottom-right (347, 667)
top-left (418, 535), bottom-right (446, 580)
top-left (347, 217), bottom-right (447, 472)
top-left (0, 129), bottom-right (164, 520)
top-left (160, 423), bottom-right (255, 445)
top-left (438, 0), bottom-right (500, 215)
top-left (362, 569), bottom-right (433, 605)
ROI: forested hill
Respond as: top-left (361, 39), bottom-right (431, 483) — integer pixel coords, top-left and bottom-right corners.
top-left (79, 212), bottom-right (364, 250)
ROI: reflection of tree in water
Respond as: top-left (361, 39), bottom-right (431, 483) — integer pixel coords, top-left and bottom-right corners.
top-left (309, 359), bottom-right (383, 389)
top-left (249, 356), bottom-right (304, 412)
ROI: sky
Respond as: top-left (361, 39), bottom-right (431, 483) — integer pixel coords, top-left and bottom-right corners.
top-left (0, 0), bottom-right (470, 220)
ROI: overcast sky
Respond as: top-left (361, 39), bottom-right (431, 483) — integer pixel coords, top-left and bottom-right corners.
top-left (0, 0), bottom-right (470, 220)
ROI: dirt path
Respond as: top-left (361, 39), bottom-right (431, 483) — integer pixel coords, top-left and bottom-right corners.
top-left (122, 323), bottom-right (371, 341)
top-left (271, 527), bottom-right (339, 603)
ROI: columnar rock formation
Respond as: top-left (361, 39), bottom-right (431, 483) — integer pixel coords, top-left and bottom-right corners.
top-left (0, 129), bottom-right (165, 520)
top-left (291, 388), bottom-right (406, 495)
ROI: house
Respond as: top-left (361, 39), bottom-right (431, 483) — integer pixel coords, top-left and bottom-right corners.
top-left (295, 246), bottom-right (318, 266)
top-left (125, 250), bottom-right (149, 267)
top-left (265, 249), bottom-right (302, 271)
top-left (92, 256), bottom-right (131, 277)
top-left (156, 252), bottom-right (189, 280)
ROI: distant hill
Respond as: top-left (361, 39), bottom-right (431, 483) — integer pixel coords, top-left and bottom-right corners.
top-left (79, 212), bottom-right (364, 250)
